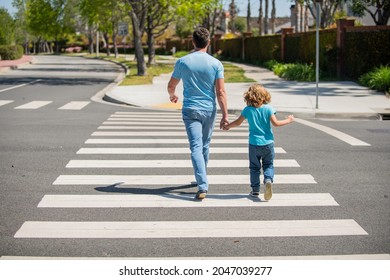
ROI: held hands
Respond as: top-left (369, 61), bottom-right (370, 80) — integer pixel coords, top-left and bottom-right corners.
top-left (219, 117), bottom-right (229, 130)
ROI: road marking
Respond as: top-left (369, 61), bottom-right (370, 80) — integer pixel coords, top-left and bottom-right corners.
top-left (92, 131), bottom-right (249, 136)
top-left (0, 100), bottom-right (14, 107)
top-left (0, 79), bottom-right (42, 93)
top-left (58, 101), bottom-right (90, 110)
top-left (14, 220), bottom-right (367, 238)
top-left (295, 118), bottom-right (370, 146)
top-left (52, 174), bottom-right (315, 185)
top-left (66, 159), bottom-right (299, 168)
top-left (14, 101), bottom-right (52, 109)
top-left (102, 121), bottom-right (248, 127)
top-left (37, 193), bottom-right (337, 208)
top-left (97, 125), bottom-right (248, 131)
top-left (85, 138), bottom-right (249, 144)
top-left (76, 147), bottom-right (286, 154)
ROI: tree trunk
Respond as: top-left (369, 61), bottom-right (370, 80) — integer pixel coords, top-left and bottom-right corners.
top-left (104, 33), bottom-right (111, 56)
top-left (258, 0), bottom-right (263, 35)
top-left (264, 0), bottom-right (269, 34)
top-left (130, 10), bottom-right (147, 76)
top-left (147, 31), bottom-right (155, 66)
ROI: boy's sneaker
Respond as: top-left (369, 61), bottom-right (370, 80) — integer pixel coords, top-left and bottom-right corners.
top-left (264, 180), bottom-right (273, 201)
top-left (250, 191), bottom-right (260, 197)
top-left (195, 190), bottom-right (207, 200)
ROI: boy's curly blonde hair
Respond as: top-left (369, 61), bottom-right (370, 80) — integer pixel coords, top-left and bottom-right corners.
top-left (244, 84), bottom-right (271, 107)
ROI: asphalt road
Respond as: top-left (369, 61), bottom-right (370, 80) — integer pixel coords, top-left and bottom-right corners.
top-left (0, 55), bottom-right (389, 259)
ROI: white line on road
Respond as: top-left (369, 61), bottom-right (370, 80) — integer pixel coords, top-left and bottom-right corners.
top-left (14, 219), bottom-right (367, 238)
top-left (0, 79), bottom-right (42, 93)
top-left (37, 193), bottom-right (337, 208)
top-left (66, 159), bottom-right (299, 168)
top-left (92, 131), bottom-right (249, 137)
top-left (58, 101), bottom-right (90, 110)
top-left (97, 125), bottom-right (248, 131)
top-left (295, 118), bottom-right (370, 146)
top-left (76, 147), bottom-right (286, 154)
top-left (52, 174), bottom-right (315, 185)
top-left (85, 138), bottom-right (249, 144)
top-left (14, 101), bottom-right (52, 109)
top-left (0, 100), bottom-right (14, 107)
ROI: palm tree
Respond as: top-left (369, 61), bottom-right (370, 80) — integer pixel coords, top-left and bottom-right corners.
top-left (258, 0), bottom-right (263, 35)
top-left (271, 0), bottom-right (275, 33)
top-left (264, 0), bottom-right (269, 34)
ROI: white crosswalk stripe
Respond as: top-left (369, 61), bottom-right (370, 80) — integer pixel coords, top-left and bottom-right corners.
top-left (65, 159), bottom-right (300, 168)
top-left (0, 100), bottom-right (14, 107)
top-left (14, 101), bottom-right (52, 109)
top-left (38, 193), bottom-right (337, 208)
top-left (14, 110), bottom-right (369, 257)
top-left (58, 101), bottom-right (91, 110)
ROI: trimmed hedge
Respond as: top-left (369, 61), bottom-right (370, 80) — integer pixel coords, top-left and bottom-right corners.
top-left (344, 28), bottom-right (390, 79)
top-left (0, 45), bottom-right (24, 60)
top-left (245, 35), bottom-right (281, 64)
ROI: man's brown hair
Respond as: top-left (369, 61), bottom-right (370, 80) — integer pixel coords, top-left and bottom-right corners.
top-left (193, 27), bottom-right (210, 49)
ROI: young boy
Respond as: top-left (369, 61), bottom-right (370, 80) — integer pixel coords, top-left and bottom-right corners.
top-left (223, 84), bottom-right (294, 200)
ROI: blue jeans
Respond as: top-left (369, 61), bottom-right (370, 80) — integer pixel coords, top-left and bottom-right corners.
top-left (249, 143), bottom-right (275, 192)
top-left (182, 108), bottom-right (216, 191)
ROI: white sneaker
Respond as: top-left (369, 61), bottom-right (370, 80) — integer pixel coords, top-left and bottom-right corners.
top-left (264, 180), bottom-right (273, 201)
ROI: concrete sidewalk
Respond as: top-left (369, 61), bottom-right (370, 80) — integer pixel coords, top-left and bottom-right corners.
top-left (0, 55), bottom-right (35, 72)
top-left (1, 55), bottom-right (388, 119)
top-left (105, 59), bottom-right (389, 119)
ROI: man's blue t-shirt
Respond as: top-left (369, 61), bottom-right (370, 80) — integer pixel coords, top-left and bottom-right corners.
top-left (241, 105), bottom-right (276, 146)
top-left (171, 51), bottom-right (224, 111)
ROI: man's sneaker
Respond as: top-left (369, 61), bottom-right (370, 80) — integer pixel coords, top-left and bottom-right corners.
top-left (264, 180), bottom-right (273, 201)
top-left (195, 190), bottom-right (207, 200)
top-left (250, 191), bottom-right (260, 197)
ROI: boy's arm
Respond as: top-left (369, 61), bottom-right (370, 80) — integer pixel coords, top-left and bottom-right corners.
top-left (224, 115), bottom-right (245, 130)
top-left (270, 114), bottom-right (294, 127)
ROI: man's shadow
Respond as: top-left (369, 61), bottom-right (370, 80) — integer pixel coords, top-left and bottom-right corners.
top-left (94, 182), bottom-right (263, 202)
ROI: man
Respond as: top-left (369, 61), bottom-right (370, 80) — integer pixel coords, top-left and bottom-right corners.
top-left (167, 27), bottom-right (228, 200)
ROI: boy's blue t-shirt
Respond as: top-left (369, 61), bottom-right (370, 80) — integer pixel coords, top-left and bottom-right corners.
top-left (241, 105), bottom-right (276, 146)
top-left (171, 52), bottom-right (224, 111)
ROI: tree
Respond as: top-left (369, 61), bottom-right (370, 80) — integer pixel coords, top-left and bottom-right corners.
top-left (0, 8), bottom-right (15, 45)
top-left (264, 0), bottom-right (269, 34)
top-left (304, 0), bottom-right (344, 28)
top-left (229, 0), bottom-right (238, 33)
top-left (126, 0), bottom-right (147, 76)
top-left (247, 0), bottom-right (252, 32)
top-left (350, 0), bottom-right (390, 25)
top-left (258, 0), bottom-right (263, 35)
top-left (271, 0), bottom-right (276, 33)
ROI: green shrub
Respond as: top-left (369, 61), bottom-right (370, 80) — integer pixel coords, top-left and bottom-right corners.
top-left (263, 59), bottom-right (279, 71)
top-left (359, 65), bottom-right (390, 93)
top-left (0, 45), bottom-right (24, 60)
top-left (173, 51), bottom-right (189, 58)
top-left (272, 62), bottom-right (316, 82)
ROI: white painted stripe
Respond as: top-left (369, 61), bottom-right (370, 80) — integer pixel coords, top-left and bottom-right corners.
top-left (113, 112), bottom-right (240, 118)
top-left (110, 114), bottom-right (181, 118)
top-left (102, 121), bottom-right (248, 127)
top-left (14, 101), bottom-right (52, 109)
top-left (92, 131), bottom-right (249, 136)
top-left (0, 100), bottom-right (14, 107)
top-left (52, 174), bottom-right (315, 185)
top-left (295, 118), bottom-right (371, 146)
top-left (66, 159), bottom-right (299, 168)
top-left (14, 220), bottom-right (367, 238)
top-left (58, 101), bottom-right (90, 110)
top-left (97, 125), bottom-right (248, 131)
top-left (0, 79), bottom-right (42, 93)
top-left (76, 147), bottom-right (286, 154)
top-left (3, 254), bottom-right (390, 260)
top-left (37, 193), bottom-right (337, 208)
top-left (107, 118), bottom-right (183, 122)
top-left (85, 138), bottom-right (249, 144)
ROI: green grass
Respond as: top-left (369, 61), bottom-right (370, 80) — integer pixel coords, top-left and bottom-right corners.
top-left (223, 63), bottom-right (256, 83)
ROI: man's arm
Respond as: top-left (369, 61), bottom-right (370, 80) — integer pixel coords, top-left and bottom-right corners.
top-left (167, 77), bottom-right (180, 103)
top-left (215, 78), bottom-right (228, 129)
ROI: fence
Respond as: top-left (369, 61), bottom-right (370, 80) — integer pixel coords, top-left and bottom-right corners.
top-left (166, 19), bottom-right (390, 80)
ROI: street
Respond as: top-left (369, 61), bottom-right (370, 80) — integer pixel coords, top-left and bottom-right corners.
top-left (0, 55), bottom-right (389, 259)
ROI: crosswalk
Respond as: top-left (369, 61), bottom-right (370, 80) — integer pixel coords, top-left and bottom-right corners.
top-left (14, 110), bottom-right (369, 257)
top-left (0, 100), bottom-right (91, 110)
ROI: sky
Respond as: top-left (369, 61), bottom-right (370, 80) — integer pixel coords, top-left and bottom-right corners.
top-left (0, 0), bottom-right (293, 18)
